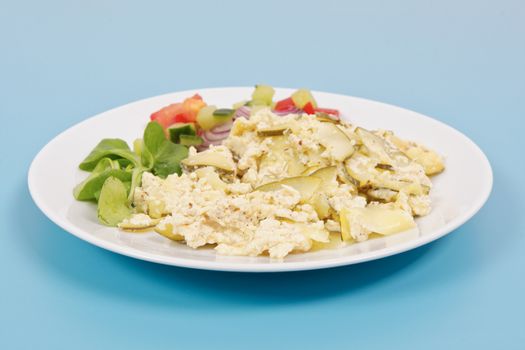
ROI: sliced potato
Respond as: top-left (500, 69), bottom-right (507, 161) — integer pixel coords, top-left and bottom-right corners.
top-left (259, 136), bottom-right (287, 172)
top-left (356, 127), bottom-right (392, 163)
top-left (384, 134), bottom-right (444, 175)
top-left (310, 166), bottom-right (336, 182)
top-left (340, 206), bottom-right (415, 241)
top-left (301, 165), bottom-right (323, 175)
top-left (310, 193), bottom-right (331, 219)
top-left (345, 153), bottom-right (429, 195)
top-left (148, 200), bottom-right (166, 219)
top-left (356, 127), bottom-right (409, 166)
top-left (366, 188), bottom-right (398, 202)
top-left (304, 149), bottom-right (325, 168)
top-left (337, 164), bottom-right (359, 190)
top-left (310, 232), bottom-right (345, 251)
top-left (405, 147), bottom-right (444, 175)
top-left (287, 158), bottom-right (307, 177)
top-left (375, 178), bottom-right (430, 196)
top-left (259, 136), bottom-right (306, 177)
top-left (317, 123), bottom-right (355, 161)
top-left (255, 176), bottom-right (321, 203)
top-left (315, 115), bottom-right (339, 124)
top-left (154, 223), bottom-right (184, 241)
top-left (182, 147), bottom-right (235, 172)
top-left (339, 208), bottom-right (353, 242)
top-left (118, 214), bottom-right (160, 231)
top-left (194, 166), bottom-right (227, 191)
top-left (310, 166), bottom-right (338, 192)
top-left (344, 153), bottom-right (375, 186)
top-left (257, 124), bottom-right (291, 137)
top-left (295, 223), bottom-right (330, 243)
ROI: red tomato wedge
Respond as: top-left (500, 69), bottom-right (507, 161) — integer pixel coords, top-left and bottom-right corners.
top-left (181, 94), bottom-right (206, 123)
top-left (150, 103), bottom-right (185, 129)
top-left (150, 94), bottom-right (206, 129)
top-left (303, 102), bottom-right (315, 114)
top-left (274, 97), bottom-right (295, 111)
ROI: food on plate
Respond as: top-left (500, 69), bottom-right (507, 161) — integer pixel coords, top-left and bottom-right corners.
top-left (73, 86), bottom-right (445, 258)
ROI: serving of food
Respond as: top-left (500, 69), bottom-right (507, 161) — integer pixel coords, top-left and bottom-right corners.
top-left (72, 86), bottom-right (445, 259)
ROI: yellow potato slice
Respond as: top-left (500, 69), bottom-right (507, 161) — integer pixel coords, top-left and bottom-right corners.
top-left (310, 166), bottom-right (338, 191)
top-left (257, 124), bottom-right (292, 137)
top-left (194, 166), bottom-right (227, 191)
top-left (182, 148), bottom-right (235, 171)
top-left (154, 223), bottom-right (184, 241)
top-left (118, 214), bottom-right (160, 231)
top-left (383, 133), bottom-right (445, 176)
top-left (255, 176), bottom-right (322, 203)
top-left (340, 207), bottom-right (415, 241)
top-left (317, 123), bottom-right (355, 161)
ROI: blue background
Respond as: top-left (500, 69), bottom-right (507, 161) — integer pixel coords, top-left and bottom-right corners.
top-left (1, 1), bottom-right (524, 349)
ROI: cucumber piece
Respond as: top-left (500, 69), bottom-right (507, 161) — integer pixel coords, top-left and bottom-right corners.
top-left (251, 85), bottom-right (275, 105)
top-left (232, 100), bottom-right (248, 109)
top-left (196, 105), bottom-right (218, 130)
top-left (213, 108), bottom-right (235, 120)
top-left (246, 99), bottom-right (267, 106)
top-left (197, 107), bottom-right (234, 131)
top-left (179, 135), bottom-right (203, 146)
top-left (291, 88), bottom-right (317, 108)
top-left (167, 122), bottom-right (196, 143)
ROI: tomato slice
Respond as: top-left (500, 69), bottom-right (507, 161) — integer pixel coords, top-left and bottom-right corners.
top-left (150, 103), bottom-right (185, 129)
top-left (274, 97), bottom-right (296, 111)
top-left (314, 107), bottom-right (340, 117)
top-left (150, 94), bottom-right (207, 129)
top-left (303, 102), bottom-right (315, 114)
top-left (182, 94), bottom-right (206, 122)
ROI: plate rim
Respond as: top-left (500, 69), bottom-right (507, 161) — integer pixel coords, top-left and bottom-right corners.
top-left (27, 87), bottom-right (493, 272)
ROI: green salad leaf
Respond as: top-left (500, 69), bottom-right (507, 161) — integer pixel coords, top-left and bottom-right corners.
top-left (142, 121), bottom-right (166, 164)
top-left (73, 158), bottom-right (132, 201)
top-left (79, 139), bottom-right (139, 171)
top-left (151, 141), bottom-right (188, 178)
top-left (97, 177), bottom-right (132, 226)
top-left (128, 166), bottom-right (145, 201)
top-left (142, 121), bottom-right (188, 178)
top-left (74, 121), bottom-right (190, 226)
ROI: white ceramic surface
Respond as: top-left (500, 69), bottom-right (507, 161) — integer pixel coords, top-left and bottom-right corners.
top-left (28, 87), bottom-right (493, 272)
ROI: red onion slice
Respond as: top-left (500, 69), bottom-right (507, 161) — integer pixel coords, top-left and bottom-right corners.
top-left (203, 130), bottom-right (228, 142)
top-left (273, 106), bottom-right (302, 116)
top-left (211, 121), bottom-right (233, 134)
top-left (234, 106), bottom-right (251, 119)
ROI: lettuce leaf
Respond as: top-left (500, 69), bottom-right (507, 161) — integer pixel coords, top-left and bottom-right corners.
top-left (73, 158), bottom-right (132, 201)
top-left (79, 139), bottom-right (139, 171)
top-left (97, 177), bottom-right (132, 226)
top-left (142, 121), bottom-right (188, 178)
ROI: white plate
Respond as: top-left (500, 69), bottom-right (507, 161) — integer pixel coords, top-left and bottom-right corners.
top-left (28, 87), bottom-right (492, 272)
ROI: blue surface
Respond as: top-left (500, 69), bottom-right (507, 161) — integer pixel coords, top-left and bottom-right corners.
top-left (1, 1), bottom-right (524, 349)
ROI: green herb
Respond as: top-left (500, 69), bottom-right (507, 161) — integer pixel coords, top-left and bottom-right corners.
top-left (74, 121), bottom-right (189, 226)
top-left (73, 158), bottom-right (132, 201)
top-left (97, 177), bottom-right (132, 226)
top-left (78, 139), bottom-right (139, 171)
top-left (128, 167), bottom-right (144, 201)
top-left (141, 121), bottom-right (188, 178)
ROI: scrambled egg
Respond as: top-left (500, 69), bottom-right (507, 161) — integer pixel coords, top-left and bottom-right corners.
top-left (119, 109), bottom-right (444, 258)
